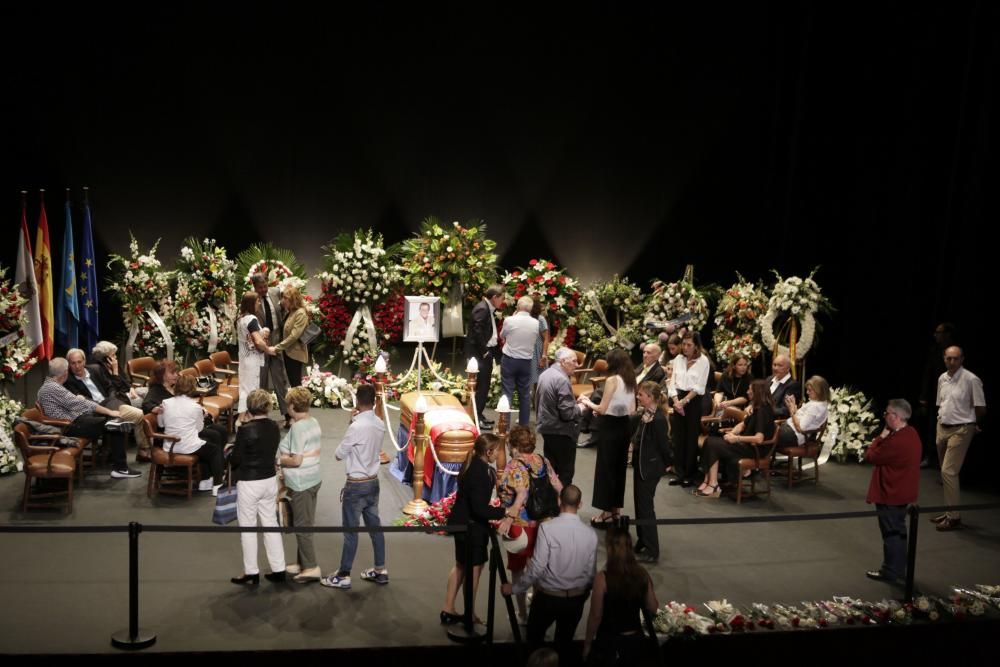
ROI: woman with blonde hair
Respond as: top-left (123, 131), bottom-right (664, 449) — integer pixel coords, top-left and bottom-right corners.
top-left (631, 381), bottom-right (671, 562)
top-left (278, 386), bottom-right (323, 582)
top-left (268, 285), bottom-right (310, 390)
top-left (776, 375), bottom-right (831, 452)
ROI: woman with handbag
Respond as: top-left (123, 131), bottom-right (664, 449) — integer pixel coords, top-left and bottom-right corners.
top-left (441, 433), bottom-right (509, 625)
top-left (230, 388), bottom-right (286, 585)
top-left (498, 425), bottom-right (563, 623)
top-left (278, 386), bottom-right (323, 582)
top-left (583, 525), bottom-right (659, 666)
top-left (268, 285), bottom-right (310, 391)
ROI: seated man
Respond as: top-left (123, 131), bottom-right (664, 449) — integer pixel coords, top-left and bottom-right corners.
top-left (37, 357), bottom-right (141, 479)
top-left (64, 345), bottom-right (152, 461)
top-left (579, 343), bottom-right (664, 446)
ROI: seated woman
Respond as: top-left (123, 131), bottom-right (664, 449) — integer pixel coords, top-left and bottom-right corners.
top-left (499, 425), bottom-right (563, 623)
top-left (776, 375), bottom-right (830, 452)
top-left (694, 378), bottom-right (776, 498)
top-left (157, 374), bottom-right (226, 494)
top-left (714, 352), bottom-right (752, 413)
top-left (143, 359), bottom-right (228, 446)
top-left (583, 525), bottom-right (659, 666)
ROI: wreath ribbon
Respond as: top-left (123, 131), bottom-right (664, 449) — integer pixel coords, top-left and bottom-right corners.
top-left (205, 304), bottom-right (219, 352)
top-left (343, 305), bottom-right (378, 355)
top-left (125, 307), bottom-right (175, 363)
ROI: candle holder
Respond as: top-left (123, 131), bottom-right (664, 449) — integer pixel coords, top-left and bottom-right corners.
top-left (494, 395), bottom-right (511, 471)
top-left (402, 394), bottom-right (430, 515)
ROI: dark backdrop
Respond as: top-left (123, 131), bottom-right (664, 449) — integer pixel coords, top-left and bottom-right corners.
top-left (3, 2), bottom-right (994, 470)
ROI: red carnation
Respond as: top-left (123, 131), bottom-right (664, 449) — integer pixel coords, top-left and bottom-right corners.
top-left (528, 259), bottom-right (538, 266)
top-left (545, 261), bottom-right (555, 270)
top-left (547, 287), bottom-right (557, 296)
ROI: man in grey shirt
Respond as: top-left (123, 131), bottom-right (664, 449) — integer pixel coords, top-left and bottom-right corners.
top-left (536, 347), bottom-right (583, 486)
top-left (501, 485), bottom-right (597, 661)
top-left (501, 295), bottom-right (539, 426)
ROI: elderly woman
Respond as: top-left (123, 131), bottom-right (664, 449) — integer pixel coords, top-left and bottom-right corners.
top-left (695, 379), bottom-right (777, 498)
top-left (236, 291), bottom-right (269, 420)
top-left (84, 341), bottom-right (152, 460)
top-left (230, 388), bottom-right (286, 585)
top-left (143, 359), bottom-right (228, 445)
top-left (442, 433), bottom-right (508, 625)
top-left (499, 425), bottom-right (563, 623)
top-left (268, 285), bottom-right (310, 390)
top-left (580, 348), bottom-right (636, 526)
top-left (158, 374), bottom-right (226, 494)
top-left (278, 386), bottom-right (323, 582)
top-left (776, 375), bottom-right (831, 453)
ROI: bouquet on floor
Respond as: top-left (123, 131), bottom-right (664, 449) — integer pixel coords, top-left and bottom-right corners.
top-left (652, 601), bottom-right (715, 637)
top-left (302, 365), bottom-right (355, 408)
top-left (574, 276), bottom-right (646, 356)
top-left (394, 491), bottom-right (457, 532)
top-left (0, 266), bottom-right (38, 382)
top-left (712, 276), bottom-right (768, 362)
top-left (105, 236), bottom-right (176, 360)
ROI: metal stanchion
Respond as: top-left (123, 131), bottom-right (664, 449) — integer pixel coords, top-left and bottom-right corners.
top-left (905, 504), bottom-right (919, 602)
top-left (447, 523), bottom-right (486, 643)
top-left (111, 522), bottom-right (156, 650)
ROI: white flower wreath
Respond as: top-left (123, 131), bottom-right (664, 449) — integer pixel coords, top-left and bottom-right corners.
top-left (760, 271), bottom-right (828, 360)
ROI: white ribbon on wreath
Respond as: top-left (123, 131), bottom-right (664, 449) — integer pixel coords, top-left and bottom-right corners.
top-left (441, 282), bottom-right (464, 337)
top-left (343, 305), bottom-right (378, 355)
top-left (125, 308), bottom-right (175, 363)
top-left (205, 304), bottom-right (219, 352)
top-left (759, 310), bottom-right (816, 360)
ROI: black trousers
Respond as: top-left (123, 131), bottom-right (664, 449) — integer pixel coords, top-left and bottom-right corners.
top-left (66, 413), bottom-right (127, 470)
top-left (542, 433), bottom-right (576, 487)
top-left (527, 591), bottom-right (588, 663)
top-left (633, 467), bottom-right (662, 557)
top-left (669, 390), bottom-right (702, 481)
top-left (195, 425), bottom-right (227, 484)
top-left (592, 415), bottom-right (630, 511)
top-left (474, 348), bottom-right (495, 419)
top-left (876, 504), bottom-right (908, 580)
top-left (284, 356), bottom-right (303, 389)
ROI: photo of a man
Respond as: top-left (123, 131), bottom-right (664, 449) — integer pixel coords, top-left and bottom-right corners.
top-left (404, 297), bottom-right (440, 342)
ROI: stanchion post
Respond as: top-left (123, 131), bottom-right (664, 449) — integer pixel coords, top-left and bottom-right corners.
top-left (905, 504), bottom-right (919, 602)
top-left (110, 522), bottom-right (156, 650)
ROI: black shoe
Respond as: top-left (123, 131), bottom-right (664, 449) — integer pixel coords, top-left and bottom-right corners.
top-left (110, 468), bottom-right (142, 479)
top-left (264, 571), bottom-right (287, 583)
top-left (440, 611), bottom-right (463, 625)
top-left (231, 573), bottom-right (260, 585)
top-left (680, 479), bottom-right (694, 488)
top-left (634, 543), bottom-right (648, 554)
top-left (479, 418), bottom-right (495, 428)
top-left (667, 478), bottom-right (684, 486)
top-left (577, 439), bottom-right (596, 448)
top-left (637, 553), bottom-right (659, 564)
top-left (865, 570), bottom-right (900, 583)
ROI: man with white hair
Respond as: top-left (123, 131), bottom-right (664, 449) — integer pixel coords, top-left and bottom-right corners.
top-left (36, 357), bottom-right (140, 479)
top-left (500, 295), bottom-right (538, 426)
top-left (765, 354), bottom-right (801, 418)
top-left (536, 347), bottom-right (584, 486)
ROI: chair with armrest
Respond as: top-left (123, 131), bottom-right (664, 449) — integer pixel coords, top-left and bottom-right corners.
top-left (143, 413), bottom-right (199, 499)
top-left (732, 418), bottom-right (784, 504)
top-left (180, 367), bottom-right (235, 434)
top-left (126, 356), bottom-right (157, 387)
top-left (772, 421), bottom-right (828, 488)
top-left (13, 422), bottom-right (77, 512)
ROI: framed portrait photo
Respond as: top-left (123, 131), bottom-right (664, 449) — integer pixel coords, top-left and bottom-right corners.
top-left (404, 295), bottom-right (441, 343)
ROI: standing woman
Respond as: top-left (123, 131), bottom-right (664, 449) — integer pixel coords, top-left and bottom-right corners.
top-left (278, 386), bottom-right (323, 582)
top-left (667, 331), bottom-right (710, 488)
top-left (442, 433), bottom-right (509, 625)
top-left (581, 348), bottom-right (636, 525)
top-left (631, 381), bottom-right (671, 562)
top-left (237, 291), bottom-right (269, 421)
top-left (529, 293), bottom-right (551, 394)
top-left (269, 285), bottom-right (309, 389)
top-left (230, 388), bottom-right (286, 585)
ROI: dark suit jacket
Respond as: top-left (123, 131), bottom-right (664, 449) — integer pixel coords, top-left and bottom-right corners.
top-left (254, 286), bottom-right (285, 339)
top-left (448, 456), bottom-right (505, 528)
top-left (465, 299), bottom-right (495, 360)
top-left (66, 364), bottom-right (129, 409)
top-left (766, 374), bottom-right (801, 418)
top-left (635, 362), bottom-right (665, 386)
top-left (633, 411), bottom-right (671, 480)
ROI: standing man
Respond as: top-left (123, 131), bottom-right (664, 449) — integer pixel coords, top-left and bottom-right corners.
top-left (917, 323), bottom-right (958, 468)
top-left (501, 295), bottom-right (539, 426)
top-left (765, 354), bottom-right (801, 418)
top-left (501, 485), bottom-right (597, 662)
top-left (933, 346), bottom-right (987, 532)
top-left (536, 347), bottom-right (584, 487)
top-left (252, 273), bottom-right (291, 427)
top-left (466, 285), bottom-right (505, 428)
top-left (864, 399), bottom-right (921, 584)
top-left (321, 384), bottom-right (388, 589)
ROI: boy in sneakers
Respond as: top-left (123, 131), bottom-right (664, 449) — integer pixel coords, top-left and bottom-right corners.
top-left (321, 384), bottom-right (388, 589)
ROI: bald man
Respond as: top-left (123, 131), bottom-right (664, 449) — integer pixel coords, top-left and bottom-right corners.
top-left (765, 354), bottom-right (801, 418)
top-left (932, 346), bottom-right (987, 531)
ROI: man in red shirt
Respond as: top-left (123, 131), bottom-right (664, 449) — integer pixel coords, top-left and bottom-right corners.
top-left (864, 399), bottom-right (922, 584)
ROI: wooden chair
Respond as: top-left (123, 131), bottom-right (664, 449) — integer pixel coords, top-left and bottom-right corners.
top-left (570, 353), bottom-right (609, 399)
top-left (30, 405), bottom-right (97, 477)
top-left (143, 414), bottom-right (199, 499)
top-left (772, 421), bottom-right (828, 488)
top-left (194, 358), bottom-right (240, 406)
top-left (732, 419), bottom-right (783, 504)
top-left (180, 367), bottom-right (235, 433)
top-left (126, 356), bottom-right (157, 387)
top-left (210, 350), bottom-right (238, 374)
top-left (13, 423), bottom-right (78, 512)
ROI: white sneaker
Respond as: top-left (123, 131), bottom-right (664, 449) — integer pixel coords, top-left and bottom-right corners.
top-left (212, 484), bottom-right (223, 497)
top-left (198, 479), bottom-right (213, 492)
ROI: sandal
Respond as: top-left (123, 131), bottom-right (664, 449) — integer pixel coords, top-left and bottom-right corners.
top-left (693, 484), bottom-right (721, 498)
top-left (590, 513), bottom-right (614, 527)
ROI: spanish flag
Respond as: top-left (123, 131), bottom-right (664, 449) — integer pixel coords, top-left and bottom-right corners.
top-left (34, 190), bottom-right (54, 359)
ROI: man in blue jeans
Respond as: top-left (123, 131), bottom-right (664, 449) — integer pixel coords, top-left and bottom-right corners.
top-left (321, 384), bottom-right (388, 589)
top-left (501, 295), bottom-right (539, 426)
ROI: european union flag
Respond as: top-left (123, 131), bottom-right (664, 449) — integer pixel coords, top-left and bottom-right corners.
top-left (79, 193), bottom-right (100, 350)
top-left (55, 197), bottom-right (80, 350)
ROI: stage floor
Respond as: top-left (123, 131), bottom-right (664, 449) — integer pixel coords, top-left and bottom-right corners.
top-left (2, 406), bottom-right (998, 655)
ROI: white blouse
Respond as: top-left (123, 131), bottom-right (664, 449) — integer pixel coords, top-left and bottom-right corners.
top-left (668, 354), bottom-right (710, 397)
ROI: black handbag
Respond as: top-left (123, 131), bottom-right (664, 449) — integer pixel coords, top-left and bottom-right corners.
top-left (525, 459), bottom-right (559, 520)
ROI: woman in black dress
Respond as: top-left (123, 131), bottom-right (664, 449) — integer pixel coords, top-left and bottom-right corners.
top-left (441, 433), bottom-right (507, 624)
top-left (714, 352), bottom-right (752, 413)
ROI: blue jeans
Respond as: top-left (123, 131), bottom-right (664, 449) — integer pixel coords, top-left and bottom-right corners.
top-left (339, 479), bottom-right (385, 574)
top-left (501, 354), bottom-right (532, 425)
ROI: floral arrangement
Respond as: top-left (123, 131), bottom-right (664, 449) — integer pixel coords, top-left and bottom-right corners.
top-left (394, 491), bottom-right (457, 532)
top-left (400, 217), bottom-right (499, 306)
top-left (105, 236), bottom-right (175, 359)
top-left (825, 387), bottom-right (880, 463)
top-left (0, 393), bottom-right (25, 474)
top-left (502, 258), bottom-right (581, 350)
top-left (712, 277), bottom-right (768, 362)
top-left (317, 230), bottom-right (398, 307)
top-left (574, 276), bottom-right (646, 356)
top-left (645, 279), bottom-right (710, 333)
top-left (302, 364), bottom-right (354, 409)
top-left (174, 238), bottom-right (238, 358)
top-left (0, 266), bottom-right (39, 382)
top-left (652, 601), bottom-right (716, 636)
top-left (353, 353), bottom-right (401, 402)
top-left (760, 268), bottom-right (833, 360)
top-left (372, 292), bottom-right (406, 346)
top-left (235, 243), bottom-right (307, 290)
top-left (394, 360), bottom-right (469, 404)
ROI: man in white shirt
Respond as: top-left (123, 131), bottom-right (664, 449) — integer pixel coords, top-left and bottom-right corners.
top-left (322, 384), bottom-right (389, 588)
top-left (466, 285), bottom-right (506, 428)
top-left (933, 346), bottom-right (987, 531)
top-left (408, 301), bottom-right (437, 340)
top-left (501, 296), bottom-right (539, 426)
top-left (501, 485), bottom-right (597, 662)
